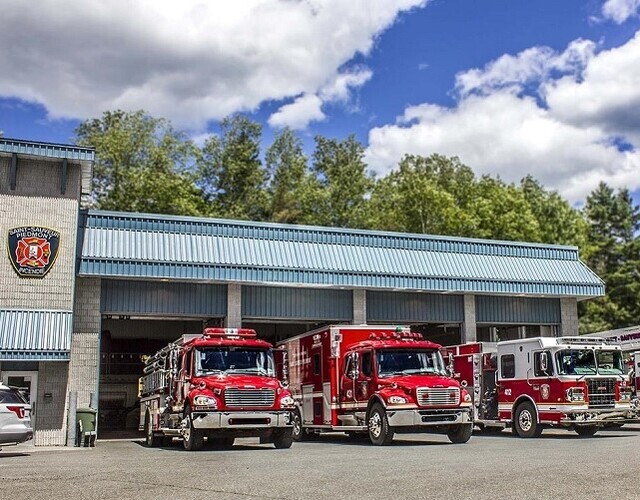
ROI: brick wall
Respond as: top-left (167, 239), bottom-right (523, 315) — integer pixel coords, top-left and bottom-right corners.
top-left (34, 361), bottom-right (69, 446)
top-left (560, 297), bottom-right (579, 336)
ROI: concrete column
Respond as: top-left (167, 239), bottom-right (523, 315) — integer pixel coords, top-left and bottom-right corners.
top-left (352, 289), bottom-right (366, 325)
top-left (560, 297), bottom-right (579, 337)
top-left (226, 283), bottom-right (242, 328)
top-left (461, 294), bottom-right (477, 344)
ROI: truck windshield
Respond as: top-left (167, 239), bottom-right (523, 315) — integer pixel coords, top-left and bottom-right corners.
top-left (195, 347), bottom-right (275, 377)
top-left (556, 349), bottom-right (597, 376)
top-left (376, 349), bottom-right (447, 377)
top-left (595, 350), bottom-right (625, 376)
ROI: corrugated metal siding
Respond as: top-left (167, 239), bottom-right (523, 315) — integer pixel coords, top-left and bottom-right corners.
top-left (476, 296), bottom-right (561, 324)
top-left (242, 286), bottom-right (352, 321)
top-left (0, 309), bottom-right (72, 361)
top-left (101, 280), bottom-right (227, 317)
top-left (367, 291), bottom-right (464, 323)
top-left (0, 138), bottom-right (95, 162)
top-left (78, 210), bottom-right (605, 298)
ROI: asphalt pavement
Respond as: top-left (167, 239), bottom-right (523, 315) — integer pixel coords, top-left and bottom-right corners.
top-left (1, 425), bottom-right (639, 500)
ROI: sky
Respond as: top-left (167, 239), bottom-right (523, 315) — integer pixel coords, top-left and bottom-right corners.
top-left (1, 0), bottom-right (640, 205)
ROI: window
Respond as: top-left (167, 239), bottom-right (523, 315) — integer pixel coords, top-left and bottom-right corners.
top-left (534, 351), bottom-right (553, 377)
top-left (501, 354), bottom-right (515, 379)
top-left (361, 351), bottom-right (372, 377)
top-left (313, 353), bottom-right (321, 376)
top-left (344, 354), bottom-right (355, 378)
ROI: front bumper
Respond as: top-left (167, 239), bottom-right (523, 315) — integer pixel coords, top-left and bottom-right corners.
top-left (560, 409), bottom-right (631, 425)
top-left (191, 410), bottom-right (292, 429)
top-left (386, 408), bottom-right (472, 427)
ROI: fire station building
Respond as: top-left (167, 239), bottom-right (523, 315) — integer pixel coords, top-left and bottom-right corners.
top-left (0, 138), bottom-right (605, 445)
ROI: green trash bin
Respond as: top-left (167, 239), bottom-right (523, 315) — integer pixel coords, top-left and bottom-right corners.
top-left (76, 407), bottom-right (97, 447)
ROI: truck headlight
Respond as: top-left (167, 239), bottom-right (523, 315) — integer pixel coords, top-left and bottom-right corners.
top-left (565, 387), bottom-right (585, 402)
top-left (387, 395), bottom-right (408, 405)
top-left (280, 395), bottom-right (295, 407)
top-left (193, 395), bottom-right (218, 408)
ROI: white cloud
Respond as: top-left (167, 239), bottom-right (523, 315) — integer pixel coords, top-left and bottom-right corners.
top-left (0, 0), bottom-right (426, 130)
top-left (268, 94), bottom-right (325, 129)
top-left (602, 0), bottom-right (640, 24)
top-left (365, 33), bottom-right (640, 203)
top-left (268, 67), bottom-right (373, 129)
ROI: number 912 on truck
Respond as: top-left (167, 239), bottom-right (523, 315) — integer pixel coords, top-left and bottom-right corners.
top-left (277, 325), bottom-right (473, 446)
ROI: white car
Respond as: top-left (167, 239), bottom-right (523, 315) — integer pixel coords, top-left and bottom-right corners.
top-left (0, 383), bottom-right (33, 448)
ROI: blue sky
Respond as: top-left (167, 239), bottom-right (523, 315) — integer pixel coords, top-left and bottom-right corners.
top-left (1, 0), bottom-right (639, 205)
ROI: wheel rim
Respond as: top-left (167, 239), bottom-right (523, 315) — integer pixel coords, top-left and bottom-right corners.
top-left (519, 409), bottom-right (532, 432)
top-left (293, 414), bottom-right (301, 438)
top-left (369, 411), bottom-right (382, 439)
top-left (182, 415), bottom-right (191, 443)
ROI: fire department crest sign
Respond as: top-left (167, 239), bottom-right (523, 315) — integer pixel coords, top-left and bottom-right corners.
top-left (7, 226), bottom-right (61, 278)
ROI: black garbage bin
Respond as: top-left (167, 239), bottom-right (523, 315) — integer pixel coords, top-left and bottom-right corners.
top-left (76, 407), bottom-right (97, 447)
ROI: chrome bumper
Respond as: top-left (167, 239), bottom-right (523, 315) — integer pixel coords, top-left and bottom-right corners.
top-left (386, 408), bottom-right (472, 427)
top-left (191, 411), bottom-right (292, 429)
top-left (560, 410), bottom-right (631, 424)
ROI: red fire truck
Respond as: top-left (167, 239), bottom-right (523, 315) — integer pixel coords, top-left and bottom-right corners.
top-left (139, 328), bottom-right (295, 451)
top-left (446, 336), bottom-right (633, 437)
top-left (277, 325), bottom-right (473, 446)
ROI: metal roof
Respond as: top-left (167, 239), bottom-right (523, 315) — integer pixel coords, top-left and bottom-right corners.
top-left (78, 210), bottom-right (605, 298)
top-left (0, 309), bottom-right (72, 361)
top-left (0, 137), bottom-right (95, 162)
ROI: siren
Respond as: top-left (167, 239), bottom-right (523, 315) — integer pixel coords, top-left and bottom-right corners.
top-left (203, 328), bottom-right (258, 338)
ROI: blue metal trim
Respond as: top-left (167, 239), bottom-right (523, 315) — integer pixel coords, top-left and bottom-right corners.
top-left (0, 350), bottom-right (70, 361)
top-left (0, 309), bottom-right (73, 354)
top-left (81, 210), bottom-right (581, 261)
top-left (0, 138), bottom-right (95, 162)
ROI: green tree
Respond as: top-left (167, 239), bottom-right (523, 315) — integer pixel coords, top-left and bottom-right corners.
top-left (75, 110), bottom-right (206, 215)
top-left (520, 175), bottom-right (587, 247)
top-left (310, 135), bottom-right (373, 228)
top-left (368, 154), bottom-right (477, 235)
top-left (198, 115), bottom-right (268, 220)
top-left (265, 128), bottom-right (317, 224)
top-left (580, 182), bottom-right (640, 332)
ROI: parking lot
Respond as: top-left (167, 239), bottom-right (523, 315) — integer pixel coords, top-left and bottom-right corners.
top-left (1, 425), bottom-right (639, 500)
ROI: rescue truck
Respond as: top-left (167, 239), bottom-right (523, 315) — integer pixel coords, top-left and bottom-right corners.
top-left (139, 328), bottom-right (295, 451)
top-left (446, 336), bottom-right (633, 437)
top-left (277, 325), bottom-right (473, 446)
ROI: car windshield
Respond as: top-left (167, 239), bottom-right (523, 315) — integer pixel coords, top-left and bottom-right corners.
top-left (595, 350), bottom-right (625, 375)
top-left (195, 347), bottom-right (275, 377)
top-left (556, 349), bottom-right (597, 376)
top-left (376, 349), bottom-right (447, 377)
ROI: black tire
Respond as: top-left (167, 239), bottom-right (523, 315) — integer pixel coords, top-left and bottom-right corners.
top-left (367, 403), bottom-right (394, 446)
top-left (447, 423), bottom-right (473, 444)
top-left (575, 425), bottom-right (599, 437)
top-left (161, 436), bottom-right (174, 447)
top-left (145, 411), bottom-right (161, 448)
top-left (182, 406), bottom-right (204, 451)
top-left (273, 428), bottom-right (294, 449)
top-left (513, 401), bottom-right (542, 438)
top-left (291, 409), bottom-right (307, 442)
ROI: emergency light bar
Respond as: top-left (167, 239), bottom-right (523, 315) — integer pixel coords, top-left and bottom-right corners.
top-left (203, 328), bottom-right (258, 338)
top-left (369, 330), bottom-right (423, 341)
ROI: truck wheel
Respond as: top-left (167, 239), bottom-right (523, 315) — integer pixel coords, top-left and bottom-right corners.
top-left (182, 407), bottom-right (204, 451)
top-left (273, 428), bottom-right (294, 449)
top-left (575, 425), bottom-right (598, 437)
top-left (514, 401), bottom-right (542, 438)
top-left (292, 409), bottom-right (307, 442)
top-left (447, 424), bottom-right (473, 444)
top-left (145, 411), bottom-right (161, 448)
top-left (367, 403), bottom-right (394, 446)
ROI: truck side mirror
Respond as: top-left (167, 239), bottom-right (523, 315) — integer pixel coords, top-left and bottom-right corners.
top-left (349, 352), bottom-right (360, 379)
top-left (540, 352), bottom-right (549, 374)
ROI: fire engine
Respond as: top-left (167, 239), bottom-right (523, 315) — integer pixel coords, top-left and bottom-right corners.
top-left (139, 328), bottom-right (295, 451)
top-left (446, 336), bottom-right (633, 437)
top-left (277, 325), bottom-right (473, 446)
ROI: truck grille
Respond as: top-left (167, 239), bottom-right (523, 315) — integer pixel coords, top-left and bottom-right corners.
top-left (224, 388), bottom-right (275, 408)
top-left (416, 387), bottom-right (460, 407)
top-left (587, 378), bottom-right (615, 408)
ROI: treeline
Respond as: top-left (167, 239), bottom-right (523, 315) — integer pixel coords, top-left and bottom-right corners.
top-left (75, 110), bottom-right (640, 333)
